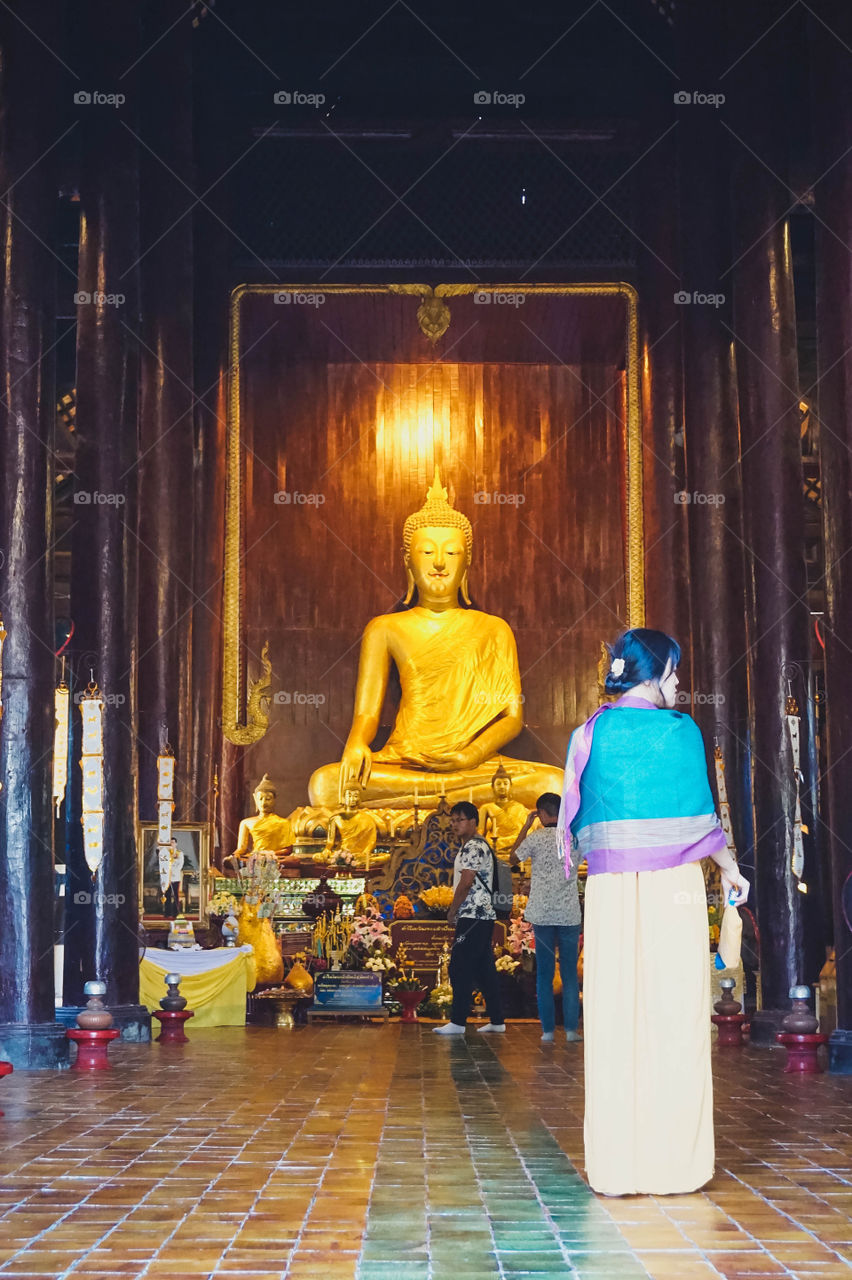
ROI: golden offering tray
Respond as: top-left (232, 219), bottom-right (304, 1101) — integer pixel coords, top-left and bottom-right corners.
top-left (252, 988), bottom-right (308, 1029)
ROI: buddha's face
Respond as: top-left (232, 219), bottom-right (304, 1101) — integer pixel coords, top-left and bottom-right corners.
top-left (493, 776), bottom-right (511, 801)
top-left (342, 787), bottom-right (361, 812)
top-left (254, 786), bottom-right (276, 815)
top-left (406, 525), bottom-right (468, 603)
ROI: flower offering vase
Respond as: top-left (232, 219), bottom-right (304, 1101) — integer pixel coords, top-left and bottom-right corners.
top-left (397, 988), bottom-right (428, 1022)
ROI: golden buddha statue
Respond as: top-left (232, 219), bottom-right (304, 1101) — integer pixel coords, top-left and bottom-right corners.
top-left (320, 785), bottom-right (383, 866)
top-left (232, 775), bottom-right (294, 859)
top-left (481, 763), bottom-right (536, 862)
top-left (309, 469), bottom-right (563, 810)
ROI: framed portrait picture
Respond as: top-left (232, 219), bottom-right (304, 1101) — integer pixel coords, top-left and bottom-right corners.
top-left (138, 822), bottom-right (210, 928)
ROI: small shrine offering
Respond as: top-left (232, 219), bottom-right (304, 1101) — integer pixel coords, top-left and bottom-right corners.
top-left (167, 916), bottom-right (196, 949)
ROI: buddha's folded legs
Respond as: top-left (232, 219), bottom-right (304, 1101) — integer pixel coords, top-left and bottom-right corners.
top-left (308, 757), bottom-right (563, 810)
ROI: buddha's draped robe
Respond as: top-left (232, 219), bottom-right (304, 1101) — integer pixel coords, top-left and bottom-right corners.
top-left (379, 610), bottom-right (520, 763)
top-left (361, 610), bottom-right (563, 808)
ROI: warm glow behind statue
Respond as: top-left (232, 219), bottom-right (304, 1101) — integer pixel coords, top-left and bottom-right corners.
top-left (308, 467), bottom-right (563, 810)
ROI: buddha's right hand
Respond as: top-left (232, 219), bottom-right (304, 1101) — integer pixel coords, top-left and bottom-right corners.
top-left (340, 743), bottom-right (372, 797)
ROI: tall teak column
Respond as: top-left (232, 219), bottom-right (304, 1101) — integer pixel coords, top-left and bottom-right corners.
top-left (0, 0), bottom-right (69, 1068)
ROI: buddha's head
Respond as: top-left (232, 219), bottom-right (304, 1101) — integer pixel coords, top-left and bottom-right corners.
top-left (402, 467), bottom-right (473, 607)
top-left (253, 775), bottom-right (277, 815)
top-left (491, 762), bottom-right (512, 802)
top-left (341, 785), bottom-right (362, 813)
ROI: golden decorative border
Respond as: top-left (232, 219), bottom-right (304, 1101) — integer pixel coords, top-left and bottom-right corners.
top-left (223, 283), bottom-right (644, 743)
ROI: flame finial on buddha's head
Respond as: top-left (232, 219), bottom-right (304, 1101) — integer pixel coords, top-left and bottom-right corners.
top-left (402, 466), bottom-right (473, 560)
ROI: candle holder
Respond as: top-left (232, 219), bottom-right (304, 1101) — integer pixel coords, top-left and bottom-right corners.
top-left (0, 1059), bottom-right (12, 1115)
top-left (66, 980), bottom-right (120, 1069)
top-left (153, 973), bottom-right (194, 1044)
top-left (160, 973), bottom-right (187, 1011)
top-left (711, 976), bottom-right (747, 1047)
top-left (776, 985), bottom-right (827, 1073)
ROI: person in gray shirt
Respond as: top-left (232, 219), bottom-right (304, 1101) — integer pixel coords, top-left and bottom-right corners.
top-left (510, 792), bottom-right (581, 1044)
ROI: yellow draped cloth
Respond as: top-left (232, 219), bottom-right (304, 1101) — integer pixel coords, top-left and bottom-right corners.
top-left (139, 947), bottom-right (257, 1028)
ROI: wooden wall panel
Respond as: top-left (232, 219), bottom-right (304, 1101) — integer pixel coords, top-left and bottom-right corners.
top-left (237, 298), bottom-right (628, 814)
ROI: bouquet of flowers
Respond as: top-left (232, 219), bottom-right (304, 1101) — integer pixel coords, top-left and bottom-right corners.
top-left (420, 981), bottom-right (453, 1019)
top-left (208, 890), bottom-right (239, 918)
top-left (344, 909), bottom-right (392, 970)
top-left (505, 917), bottom-right (535, 958)
top-left (350, 909), bottom-right (391, 950)
top-left (419, 884), bottom-right (454, 917)
top-left (495, 953), bottom-right (520, 974)
top-left (393, 894), bottom-right (415, 919)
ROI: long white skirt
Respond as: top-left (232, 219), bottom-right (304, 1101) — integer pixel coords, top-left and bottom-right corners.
top-left (583, 860), bottom-right (714, 1196)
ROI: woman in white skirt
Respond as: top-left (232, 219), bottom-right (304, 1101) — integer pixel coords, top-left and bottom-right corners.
top-left (557, 629), bottom-right (749, 1196)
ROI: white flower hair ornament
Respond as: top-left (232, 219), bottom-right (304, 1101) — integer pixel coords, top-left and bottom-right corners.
top-left (610, 657), bottom-right (626, 678)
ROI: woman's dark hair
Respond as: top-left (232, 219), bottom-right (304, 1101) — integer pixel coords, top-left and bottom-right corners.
top-left (604, 628), bottom-right (681, 695)
top-left (450, 800), bottom-right (479, 823)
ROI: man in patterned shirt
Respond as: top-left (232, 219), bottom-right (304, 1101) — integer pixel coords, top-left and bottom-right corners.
top-left (434, 801), bottom-right (505, 1036)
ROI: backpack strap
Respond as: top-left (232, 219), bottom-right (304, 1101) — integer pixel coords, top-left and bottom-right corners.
top-left (473, 841), bottom-right (496, 896)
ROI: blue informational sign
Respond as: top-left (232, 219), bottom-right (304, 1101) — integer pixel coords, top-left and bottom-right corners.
top-left (313, 971), bottom-right (383, 1010)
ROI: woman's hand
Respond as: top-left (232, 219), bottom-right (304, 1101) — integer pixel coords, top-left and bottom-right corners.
top-left (721, 869), bottom-right (749, 906)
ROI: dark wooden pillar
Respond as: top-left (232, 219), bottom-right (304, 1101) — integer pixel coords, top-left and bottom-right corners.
top-left (189, 19), bottom-right (235, 857)
top-left (63, 2), bottom-right (146, 1026)
top-left (730, 8), bottom-right (819, 1030)
top-left (137, 1), bottom-right (195, 820)
top-left (676, 5), bottom-right (752, 864)
top-left (637, 124), bottom-right (690, 647)
top-left (0, 0), bottom-right (69, 1068)
top-left (810, 0), bottom-right (852, 1071)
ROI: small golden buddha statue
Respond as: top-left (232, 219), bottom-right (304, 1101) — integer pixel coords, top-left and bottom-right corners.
top-left (320, 785), bottom-right (382, 866)
top-left (309, 468), bottom-right (563, 810)
top-left (232, 775), bottom-right (294, 859)
top-left (481, 763), bottom-right (535, 862)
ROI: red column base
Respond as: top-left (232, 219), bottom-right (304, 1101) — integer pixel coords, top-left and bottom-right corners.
top-left (711, 1013), bottom-right (747, 1047)
top-left (66, 1028), bottom-right (121, 1070)
top-left (153, 1009), bottom-right (195, 1043)
top-left (0, 1060), bottom-right (12, 1114)
top-left (776, 1032), bottom-right (828, 1074)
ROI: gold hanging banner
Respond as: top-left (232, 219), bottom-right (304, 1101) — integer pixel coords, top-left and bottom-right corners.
top-left (53, 679), bottom-right (70, 816)
top-left (79, 682), bottom-right (105, 877)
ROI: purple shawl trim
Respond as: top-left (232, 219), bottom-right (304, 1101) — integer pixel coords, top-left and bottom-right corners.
top-left (556, 694), bottom-right (658, 872)
top-left (585, 825), bottom-right (726, 875)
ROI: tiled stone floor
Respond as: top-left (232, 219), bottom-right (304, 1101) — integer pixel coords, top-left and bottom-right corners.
top-left (0, 1024), bottom-right (850, 1279)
